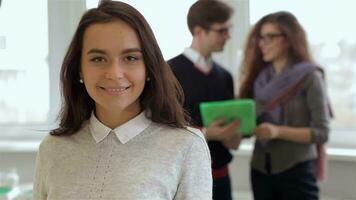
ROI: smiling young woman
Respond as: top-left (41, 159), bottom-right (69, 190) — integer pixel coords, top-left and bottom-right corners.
top-left (32, 1), bottom-right (212, 199)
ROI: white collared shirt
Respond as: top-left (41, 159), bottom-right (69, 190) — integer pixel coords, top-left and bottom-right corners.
top-left (183, 47), bottom-right (213, 74)
top-left (89, 111), bottom-right (152, 144)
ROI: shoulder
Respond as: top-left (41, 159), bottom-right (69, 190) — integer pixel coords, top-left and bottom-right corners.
top-left (38, 123), bottom-right (91, 155)
top-left (307, 68), bottom-right (324, 80)
top-left (38, 134), bottom-right (56, 152)
top-left (150, 123), bottom-right (209, 151)
top-left (36, 134), bottom-right (62, 163)
top-left (176, 126), bottom-right (206, 143)
top-left (168, 54), bottom-right (194, 77)
top-left (169, 126), bottom-right (211, 160)
top-left (152, 123), bottom-right (204, 140)
top-left (167, 54), bottom-right (190, 67)
top-left (185, 126), bottom-right (205, 137)
top-left (293, 62), bottom-right (324, 82)
top-left (303, 67), bottom-right (325, 88)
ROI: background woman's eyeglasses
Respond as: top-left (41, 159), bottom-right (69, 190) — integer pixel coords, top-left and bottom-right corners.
top-left (258, 33), bottom-right (285, 43)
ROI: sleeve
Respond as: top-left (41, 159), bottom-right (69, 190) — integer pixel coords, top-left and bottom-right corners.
top-left (306, 71), bottom-right (331, 144)
top-left (33, 140), bottom-right (49, 200)
top-left (174, 136), bottom-right (212, 200)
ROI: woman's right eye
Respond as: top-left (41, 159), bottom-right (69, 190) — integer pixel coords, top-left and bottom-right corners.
top-left (90, 57), bottom-right (106, 63)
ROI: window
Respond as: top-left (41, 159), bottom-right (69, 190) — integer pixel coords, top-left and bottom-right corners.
top-left (0, 1), bottom-right (49, 124)
top-left (249, 0), bottom-right (356, 148)
top-left (0, 0), bottom-right (86, 141)
top-left (0, 1), bottom-right (51, 141)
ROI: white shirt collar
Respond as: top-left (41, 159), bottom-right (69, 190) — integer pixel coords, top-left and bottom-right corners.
top-left (89, 111), bottom-right (152, 144)
top-left (183, 47), bottom-right (213, 73)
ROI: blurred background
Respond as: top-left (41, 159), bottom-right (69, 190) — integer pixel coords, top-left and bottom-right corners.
top-left (0, 0), bottom-right (355, 199)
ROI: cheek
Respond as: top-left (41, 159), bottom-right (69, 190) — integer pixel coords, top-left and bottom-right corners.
top-left (81, 68), bottom-right (101, 93)
top-left (276, 41), bottom-right (288, 53)
top-left (80, 63), bottom-right (91, 79)
top-left (81, 62), bottom-right (104, 80)
top-left (274, 45), bottom-right (287, 57)
top-left (82, 69), bottom-right (96, 85)
top-left (131, 67), bottom-right (147, 87)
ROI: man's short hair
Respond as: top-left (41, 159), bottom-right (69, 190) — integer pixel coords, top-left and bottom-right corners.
top-left (187, 0), bottom-right (233, 35)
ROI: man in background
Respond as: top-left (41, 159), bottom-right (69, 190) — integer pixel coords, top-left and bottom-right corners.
top-left (168, 1), bottom-right (240, 199)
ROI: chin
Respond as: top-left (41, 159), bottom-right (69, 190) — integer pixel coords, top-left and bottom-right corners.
top-left (213, 47), bottom-right (224, 52)
top-left (262, 55), bottom-right (273, 62)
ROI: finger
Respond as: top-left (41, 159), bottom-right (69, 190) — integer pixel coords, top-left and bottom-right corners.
top-left (210, 118), bottom-right (225, 126)
top-left (225, 120), bottom-right (240, 129)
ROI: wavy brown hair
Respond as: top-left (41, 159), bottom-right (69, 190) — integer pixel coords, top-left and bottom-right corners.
top-left (51, 0), bottom-right (188, 136)
top-left (239, 11), bottom-right (313, 98)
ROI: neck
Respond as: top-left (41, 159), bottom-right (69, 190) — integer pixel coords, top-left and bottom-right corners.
top-left (95, 104), bottom-right (141, 129)
top-left (272, 56), bottom-right (289, 74)
top-left (191, 39), bottom-right (211, 59)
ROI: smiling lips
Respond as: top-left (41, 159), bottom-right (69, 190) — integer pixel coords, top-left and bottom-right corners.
top-left (99, 86), bottom-right (130, 96)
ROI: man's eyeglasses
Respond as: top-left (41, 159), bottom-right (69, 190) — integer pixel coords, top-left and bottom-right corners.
top-left (258, 33), bottom-right (285, 44)
top-left (207, 26), bottom-right (232, 35)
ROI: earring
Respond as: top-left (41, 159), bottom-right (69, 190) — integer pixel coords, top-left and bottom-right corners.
top-left (79, 79), bottom-right (84, 83)
top-left (146, 77), bottom-right (151, 82)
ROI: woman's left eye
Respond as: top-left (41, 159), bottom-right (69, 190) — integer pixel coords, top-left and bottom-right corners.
top-left (90, 57), bottom-right (106, 63)
top-left (125, 55), bottom-right (139, 62)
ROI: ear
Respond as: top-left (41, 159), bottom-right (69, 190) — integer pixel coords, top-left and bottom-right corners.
top-left (193, 26), bottom-right (205, 36)
top-left (79, 71), bottom-right (84, 82)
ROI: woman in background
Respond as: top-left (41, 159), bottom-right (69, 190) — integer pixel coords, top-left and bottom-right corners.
top-left (33, 1), bottom-right (212, 199)
top-left (239, 11), bottom-right (331, 200)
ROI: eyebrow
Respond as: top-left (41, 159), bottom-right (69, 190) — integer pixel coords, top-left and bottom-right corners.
top-left (121, 48), bottom-right (142, 54)
top-left (87, 48), bottom-right (106, 55)
top-left (86, 48), bottom-right (142, 55)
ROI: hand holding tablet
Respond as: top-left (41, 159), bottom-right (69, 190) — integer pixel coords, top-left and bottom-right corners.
top-left (200, 99), bottom-right (256, 137)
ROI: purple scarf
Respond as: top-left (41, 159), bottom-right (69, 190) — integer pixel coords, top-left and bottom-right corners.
top-left (253, 62), bottom-right (317, 124)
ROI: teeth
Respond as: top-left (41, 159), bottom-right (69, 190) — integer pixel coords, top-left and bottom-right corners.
top-left (106, 88), bottom-right (127, 92)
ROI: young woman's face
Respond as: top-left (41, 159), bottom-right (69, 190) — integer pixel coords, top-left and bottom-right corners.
top-left (258, 22), bottom-right (289, 63)
top-left (80, 20), bottom-right (146, 115)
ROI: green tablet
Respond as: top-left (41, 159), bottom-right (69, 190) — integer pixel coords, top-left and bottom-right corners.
top-left (199, 99), bottom-right (256, 136)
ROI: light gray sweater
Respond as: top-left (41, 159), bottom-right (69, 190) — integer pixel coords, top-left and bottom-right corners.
top-left (33, 118), bottom-right (212, 200)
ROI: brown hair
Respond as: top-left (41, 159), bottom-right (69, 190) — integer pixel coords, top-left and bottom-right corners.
top-left (239, 11), bottom-right (313, 98)
top-left (187, 0), bottom-right (233, 35)
top-left (52, 0), bottom-right (188, 136)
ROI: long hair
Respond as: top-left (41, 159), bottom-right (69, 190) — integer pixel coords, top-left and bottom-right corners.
top-left (52, 0), bottom-right (188, 136)
top-left (239, 11), bottom-right (313, 98)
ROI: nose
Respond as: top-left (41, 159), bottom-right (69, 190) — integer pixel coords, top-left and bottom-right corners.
top-left (105, 61), bottom-right (124, 80)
